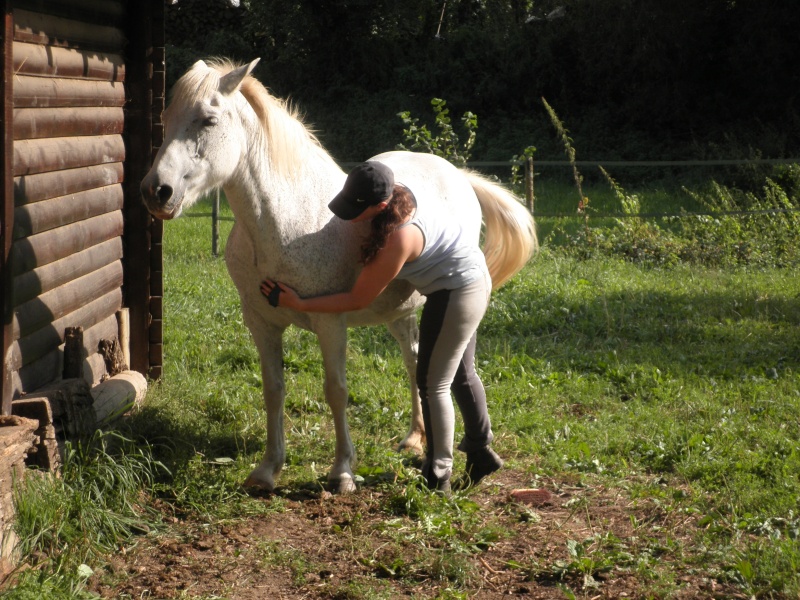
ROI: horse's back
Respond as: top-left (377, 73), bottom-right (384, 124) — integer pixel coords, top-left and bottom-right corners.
top-left (370, 152), bottom-right (482, 242)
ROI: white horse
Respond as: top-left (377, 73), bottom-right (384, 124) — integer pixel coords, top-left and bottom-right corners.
top-left (141, 59), bottom-right (536, 493)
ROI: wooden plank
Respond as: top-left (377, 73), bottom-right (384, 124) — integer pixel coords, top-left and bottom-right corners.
top-left (11, 0), bottom-right (124, 25)
top-left (11, 314), bottom-right (116, 397)
top-left (150, 269), bottom-right (163, 297)
top-left (14, 162), bottom-right (123, 205)
top-left (149, 296), bottom-right (163, 320)
top-left (148, 342), bottom-right (163, 373)
top-left (10, 396), bottom-right (60, 470)
top-left (13, 134), bottom-right (125, 176)
top-left (9, 350), bottom-right (57, 402)
top-left (148, 318), bottom-right (162, 344)
top-left (13, 183), bottom-right (123, 238)
top-left (13, 75), bottom-right (125, 108)
top-left (13, 9), bottom-right (125, 51)
top-left (13, 237), bottom-right (122, 306)
top-left (13, 107), bottom-right (124, 140)
top-left (149, 238), bottom-right (163, 271)
top-left (149, 0), bottom-right (166, 383)
top-left (12, 260), bottom-right (123, 339)
top-left (10, 210), bottom-right (123, 275)
top-left (8, 287), bottom-right (122, 371)
top-left (12, 41), bottom-right (124, 81)
top-left (124, 0), bottom-right (163, 379)
top-left (2, 0), bottom-right (14, 415)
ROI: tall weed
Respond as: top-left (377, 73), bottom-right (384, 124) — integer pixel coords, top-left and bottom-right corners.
top-left (550, 167), bottom-right (800, 268)
top-left (680, 177), bottom-right (800, 267)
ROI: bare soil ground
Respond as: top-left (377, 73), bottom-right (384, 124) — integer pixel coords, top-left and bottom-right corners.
top-left (90, 469), bottom-right (740, 599)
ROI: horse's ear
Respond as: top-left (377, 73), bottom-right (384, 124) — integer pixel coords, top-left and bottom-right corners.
top-left (218, 58), bottom-right (261, 96)
top-left (191, 59), bottom-right (207, 70)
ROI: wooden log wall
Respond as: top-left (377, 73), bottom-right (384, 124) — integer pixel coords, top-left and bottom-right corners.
top-left (1, 0), bottom-right (164, 407)
top-left (2, 1), bottom-right (14, 414)
top-left (123, 0), bottom-right (165, 381)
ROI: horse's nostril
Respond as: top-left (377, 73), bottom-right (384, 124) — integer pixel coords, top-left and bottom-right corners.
top-left (156, 185), bottom-right (173, 204)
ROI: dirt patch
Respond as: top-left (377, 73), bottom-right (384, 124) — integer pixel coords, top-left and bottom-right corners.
top-left (90, 469), bottom-right (738, 599)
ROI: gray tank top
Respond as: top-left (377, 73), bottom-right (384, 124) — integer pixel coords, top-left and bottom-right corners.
top-left (396, 189), bottom-right (488, 295)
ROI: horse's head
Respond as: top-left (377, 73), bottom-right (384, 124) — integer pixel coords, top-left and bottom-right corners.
top-left (141, 58), bottom-right (260, 219)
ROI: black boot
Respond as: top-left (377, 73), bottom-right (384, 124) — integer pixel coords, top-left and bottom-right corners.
top-left (421, 458), bottom-right (451, 495)
top-left (458, 446), bottom-right (503, 489)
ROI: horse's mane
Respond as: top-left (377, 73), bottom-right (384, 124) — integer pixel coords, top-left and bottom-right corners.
top-left (167, 59), bottom-right (325, 180)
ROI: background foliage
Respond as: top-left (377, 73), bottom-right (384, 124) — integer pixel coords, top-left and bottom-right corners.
top-left (165, 0), bottom-right (800, 162)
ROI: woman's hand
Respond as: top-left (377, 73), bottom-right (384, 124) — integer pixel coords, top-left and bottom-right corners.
top-left (260, 279), bottom-right (302, 310)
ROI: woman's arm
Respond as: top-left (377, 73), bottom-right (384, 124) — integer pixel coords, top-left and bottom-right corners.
top-left (261, 225), bottom-right (422, 313)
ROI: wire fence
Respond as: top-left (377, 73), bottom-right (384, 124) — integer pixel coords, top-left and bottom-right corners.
top-left (186, 157), bottom-right (800, 255)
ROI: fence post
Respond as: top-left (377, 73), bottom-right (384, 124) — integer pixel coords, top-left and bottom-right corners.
top-left (212, 189), bottom-right (220, 257)
top-left (525, 156), bottom-right (535, 214)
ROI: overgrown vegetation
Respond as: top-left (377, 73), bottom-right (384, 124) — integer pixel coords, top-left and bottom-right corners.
top-left (396, 98), bottom-right (477, 167)
top-left (548, 155), bottom-right (800, 269)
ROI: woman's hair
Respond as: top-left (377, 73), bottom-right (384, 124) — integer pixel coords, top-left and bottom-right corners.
top-left (361, 185), bottom-right (416, 264)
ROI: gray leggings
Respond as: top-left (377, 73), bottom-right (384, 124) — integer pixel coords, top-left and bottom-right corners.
top-left (417, 271), bottom-right (493, 482)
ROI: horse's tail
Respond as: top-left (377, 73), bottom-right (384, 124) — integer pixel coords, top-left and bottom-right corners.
top-left (464, 169), bottom-right (538, 290)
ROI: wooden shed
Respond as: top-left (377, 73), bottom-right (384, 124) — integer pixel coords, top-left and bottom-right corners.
top-left (0, 0), bottom-right (165, 421)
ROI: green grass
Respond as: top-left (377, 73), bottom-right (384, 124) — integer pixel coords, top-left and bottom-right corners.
top-left (147, 195), bottom-right (799, 596)
top-left (7, 432), bottom-right (165, 599)
top-left (6, 188), bottom-right (800, 598)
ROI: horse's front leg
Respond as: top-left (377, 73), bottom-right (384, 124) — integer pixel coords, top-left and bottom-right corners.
top-left (243, 319), bottom-right (286, 492)
top-left (387, 314), bottom-right (426, 454)
top-left (314, 316), bottom-right (357, 493)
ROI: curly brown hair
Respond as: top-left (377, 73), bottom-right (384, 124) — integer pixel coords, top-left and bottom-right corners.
top-left (360, 185), bottom-right (416, 264)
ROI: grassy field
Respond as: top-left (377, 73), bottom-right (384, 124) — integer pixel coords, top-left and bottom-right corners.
top-left (6, 190), bottom-right (800, 599)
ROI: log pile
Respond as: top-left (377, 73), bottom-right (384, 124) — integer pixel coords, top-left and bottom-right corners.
top-left (12, 369), bottom-right (148, 464)
top-left (0, 416), bottom-right (39, 576)
top-left (4, 345), bottom-right (147, 577)
top-left (11, 326), bottom-right (148, 470)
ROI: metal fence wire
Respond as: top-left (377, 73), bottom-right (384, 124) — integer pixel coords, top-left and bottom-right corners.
top-left (187, 158), bottom-right (800, 256)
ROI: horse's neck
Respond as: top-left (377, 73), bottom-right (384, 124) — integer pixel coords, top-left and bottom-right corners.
top-left (223, 125), bottom-right (344, 264)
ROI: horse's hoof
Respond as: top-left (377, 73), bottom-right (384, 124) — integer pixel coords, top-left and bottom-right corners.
top-left (329, 476), bottom-right (357, 494)
top-left (243, 484), bottom-right (275, 497)
top-left (397, 430), bottom-right (426, 455)
top-left (244, 471), bottom-right (276, 493)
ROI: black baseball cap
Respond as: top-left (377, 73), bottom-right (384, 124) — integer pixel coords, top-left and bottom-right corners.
top-left (328, 161), bottom-right (395, 220)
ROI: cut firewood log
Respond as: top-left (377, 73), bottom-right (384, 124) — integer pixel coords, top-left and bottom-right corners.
top-left (90, 370), bottom-right (146, 426)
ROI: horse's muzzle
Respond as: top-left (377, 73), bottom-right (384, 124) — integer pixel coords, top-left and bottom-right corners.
top-left (141, 179), bottom-right (178, 219)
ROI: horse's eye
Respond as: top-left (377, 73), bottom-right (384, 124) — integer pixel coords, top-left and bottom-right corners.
top-left (203, 116), bottom-right (219, 127)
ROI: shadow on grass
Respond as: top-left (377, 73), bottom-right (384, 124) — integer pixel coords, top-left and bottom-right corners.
top-left (483, 283), bottom-right (800, 382)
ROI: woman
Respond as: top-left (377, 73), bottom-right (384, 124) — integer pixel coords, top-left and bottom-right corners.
top-left (261, 160), bottom-right (502, 492)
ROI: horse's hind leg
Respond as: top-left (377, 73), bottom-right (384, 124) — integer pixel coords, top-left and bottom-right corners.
top-left (387, 314), bottom-right (426, 454)
top-left (315, 317), bottom-right (357, 493)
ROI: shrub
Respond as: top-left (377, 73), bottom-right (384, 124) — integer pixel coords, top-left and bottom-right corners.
top-left (396, 98), bottom-right (477, 167)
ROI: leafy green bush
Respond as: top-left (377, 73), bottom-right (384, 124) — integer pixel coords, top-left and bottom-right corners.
top-left (396, 98), bottom-right (477, 167)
